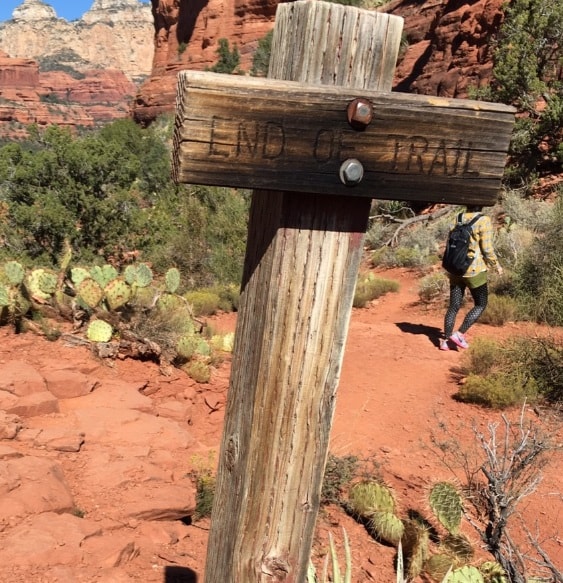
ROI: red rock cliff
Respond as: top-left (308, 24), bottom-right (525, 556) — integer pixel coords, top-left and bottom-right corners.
top-left (133, 0), bottom-right (505, 124)
top-left (133, 0), bottom-right (280, 124)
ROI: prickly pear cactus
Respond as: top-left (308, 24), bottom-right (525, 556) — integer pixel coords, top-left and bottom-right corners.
top-left (104, 278), bottom-right (132, 310)
top-left (445, 565), bottom-right (485, 583)
top-left (77, 278), bottom-right (104, 308)
top-left (368, 510), bottom-right (404, 546)
top-left (27, 269), bottom-right (55, 301)
top-left (478, 561), bottom-right (507, 583)
top-left (71, 267), bottom-right (91, 286)
top-left (134, 263), bottom-right (153, 288)
top-left (424, 553), bottom-right (455, 582)
top-left (348, 481), bottom-right (396, 518)
top-left (90, 264), bottom-right (118, 288)
top-left (429, 482), bottom-right (463, 534)
top-left (3, 261), bottom-right (25, 286)
top-left (402, 519), bottom-right (429, 581)
top-left (87, 320), bottom-right (113, 342)
top-left (165, 268), bottom-right (181, 294)
top-left (441, 533), bottom-right (474, 562)
top-left (37, 270), bottom-right (57, 295)
top-left (123, 264), bottom-right (137, 285)
top-left (0, 284), bottom-right (9, 307)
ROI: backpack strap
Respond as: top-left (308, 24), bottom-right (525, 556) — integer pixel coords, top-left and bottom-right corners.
top-left (466, 214), bottom-right (482, 227)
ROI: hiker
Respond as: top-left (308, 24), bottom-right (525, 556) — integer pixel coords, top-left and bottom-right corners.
top-left (440, 205), bottom-right (503, 351)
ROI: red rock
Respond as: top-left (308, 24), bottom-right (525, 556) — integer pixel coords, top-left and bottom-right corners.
top-left (6, 391), bottom-right (59, 417)
top-left (0, 360), bottom-right (47, 396)
top-left (41, 368), bottom-right (95, 399)
top-left (0, 457), bottom-right (74, 522)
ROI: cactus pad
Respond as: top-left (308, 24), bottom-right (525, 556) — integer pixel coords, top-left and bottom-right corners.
top-left (424, 554), bottom-right (455, 582)
top-left (70, 267), bottom-right (91, 286)
top-left (441, 533), bottom-right (474, 561)
top-left (0, 284), bottom-right (9, 307)
top-left (3, 261), bottom-right (25, 286)
top-left (368, 511), bottom-right (404, 546)
top-left (134, 263), bottom-right (153, 288)
top-left (77, 278), bottom-right (104, 308)
top-left (27, 269), bottom-right (55, 301)
top-left (446, 566), bottom-right (485, 583)
top-left (348, 480), bottom-right (396, 518)
top-left (87, 320), bottom-right (113, 342)
top-left (429, 482), bottom-right (463, 534)
top-left (123, 264), bottom-right (137, 285)
top-left (90, 264), bottom-right (118, 288)
top-left (165, 268), bottom-right (181, 294)
top-left (478, 561), bottom-right (507, 583)
top-left (104, 278), bottom-right (132, 310)
top-left (401, 519), bottom-right (429, 581)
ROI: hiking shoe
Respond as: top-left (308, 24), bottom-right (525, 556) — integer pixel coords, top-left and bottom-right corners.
top-left (439, 339), bottom-right (450, 351)
top-left (450, 331), bottom-right (469, 349)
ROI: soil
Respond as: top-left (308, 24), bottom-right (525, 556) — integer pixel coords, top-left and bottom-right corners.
top-left (0, 267), bottom-right (561, 582)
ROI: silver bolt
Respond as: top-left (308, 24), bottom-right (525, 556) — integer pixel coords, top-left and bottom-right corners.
top-left (339, 158), bottom-right (364, 186)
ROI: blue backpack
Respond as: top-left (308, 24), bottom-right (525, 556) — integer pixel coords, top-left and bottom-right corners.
top-left (442, 213), bottom-right (481, 276)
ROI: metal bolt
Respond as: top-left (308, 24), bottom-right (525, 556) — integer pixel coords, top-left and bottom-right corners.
top-left (347, 98), bottom-right (374, 130)
top-left (339, 158), bottom-right (364, 186)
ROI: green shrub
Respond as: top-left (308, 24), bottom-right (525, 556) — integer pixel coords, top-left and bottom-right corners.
top-left (184, 290), bottom-right (222, 316)
top-left (513, 197), bottom-right (563, 326)
top-left (454, 371), bottom-right (538, 409)
top-left (250, 30), bottom-right (272, 77)
top-left (353, 273), bottom-right (399, 308)
top-left (479, 293), bottom-right (520, 326)
top-left (207, 38), bottom-right (242, 74)
top-left (456, 336), bottom-right (562, 408)
top-left (418, 272), bottom-right (449, 303)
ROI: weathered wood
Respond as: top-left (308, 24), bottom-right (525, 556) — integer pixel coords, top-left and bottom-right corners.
top-left (173, 72), bottom-right (515, 205)
top-left (202, 2), bottom-right (405, 582)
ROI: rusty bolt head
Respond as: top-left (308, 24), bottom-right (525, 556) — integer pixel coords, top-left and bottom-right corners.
top-left (347, 98), bottom-right (374, 130)
top-left (339, 158), bottom-right (364, 186)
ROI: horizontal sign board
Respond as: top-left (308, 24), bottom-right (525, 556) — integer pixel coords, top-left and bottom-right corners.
top-left (172, 72), bottom-right (516, 205)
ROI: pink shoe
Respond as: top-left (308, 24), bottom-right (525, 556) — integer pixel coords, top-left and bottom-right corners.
top-left (439, 339), bottom-right (450, 351)
top-left (450, 331), bottom-right (469, 349)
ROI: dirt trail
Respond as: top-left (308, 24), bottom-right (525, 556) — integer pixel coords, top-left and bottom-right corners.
top-left (0, 267), bottom-right (560, 582)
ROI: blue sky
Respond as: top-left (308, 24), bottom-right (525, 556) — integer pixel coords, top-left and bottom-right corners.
top-left (0, 1), bottom-right (151, 23)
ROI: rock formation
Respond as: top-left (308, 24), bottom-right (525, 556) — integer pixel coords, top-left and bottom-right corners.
top-left (133, 0), bottom-right (506, 124)
top-left (0, 0), bottom-right (154, 83)
top-left (0, 0), bottom-right (154, 137)
top-left (133, 0), bottom-right (279, 124)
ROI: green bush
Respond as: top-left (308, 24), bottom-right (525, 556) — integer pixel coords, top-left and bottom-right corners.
top-left (418, 272), bottom-right (449, 303)
top-left (455, 372), bottom-right (538, 409)
top-left (184, 290), bottom-right (222, 317)
top-left (479, 293), bottom-right (520, 326)
top-left (353, 273), bottom-right (399, 308)
top-left (456, 336), bottom-right (562, 407)
top-left (513, 196), bottom-right (563, 326)
top-left (207, 38), bottom-right (241, 74)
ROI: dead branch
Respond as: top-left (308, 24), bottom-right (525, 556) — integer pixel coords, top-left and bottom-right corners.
top-left (371, 206), bottom-right (453, 247)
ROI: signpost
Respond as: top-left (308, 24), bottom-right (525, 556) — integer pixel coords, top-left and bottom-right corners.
top-left (172, 2), bottom-right (515, 581)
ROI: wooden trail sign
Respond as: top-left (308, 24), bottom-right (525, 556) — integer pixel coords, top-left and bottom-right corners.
top-left (172, 2), bottom-right (515, 582)
top-left (173, 73), bottom-right (515, 205)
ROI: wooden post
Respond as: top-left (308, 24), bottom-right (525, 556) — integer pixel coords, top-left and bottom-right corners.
top-left (171, 2), bottom-right (514, 581)
top-left (205, 3), bottom-right (403, 581)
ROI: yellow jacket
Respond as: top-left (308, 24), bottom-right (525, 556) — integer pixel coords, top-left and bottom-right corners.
top-left (451, 212), bottom-right (500, 277)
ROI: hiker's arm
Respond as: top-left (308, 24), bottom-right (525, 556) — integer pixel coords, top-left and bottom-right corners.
top-left (479, 217), bottom-right (503, 274)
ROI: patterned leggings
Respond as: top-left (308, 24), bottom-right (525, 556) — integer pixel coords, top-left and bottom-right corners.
top-left (444, 282), bottom-right (488, 338)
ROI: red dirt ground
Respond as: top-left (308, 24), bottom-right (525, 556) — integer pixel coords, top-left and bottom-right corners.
top-left (0, 267), bottom-right (561, 582)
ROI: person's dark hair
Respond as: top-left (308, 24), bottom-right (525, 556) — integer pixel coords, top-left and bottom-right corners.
top-left (466, 205), bottom-right (483, 212)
